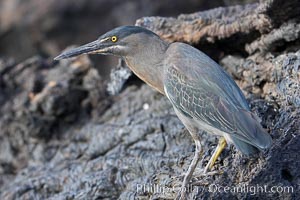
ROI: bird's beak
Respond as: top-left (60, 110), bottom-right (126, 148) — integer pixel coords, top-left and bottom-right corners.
top-left (54, 39), bottom-right (108, 60)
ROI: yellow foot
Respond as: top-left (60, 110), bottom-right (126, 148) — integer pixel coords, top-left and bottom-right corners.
top-left (204, 137), bottom-right (227, 173)
top-left (175, 137), bottom-right (226, 199)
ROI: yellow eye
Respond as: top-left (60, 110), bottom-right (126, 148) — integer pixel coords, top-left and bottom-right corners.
top-left (111, 36), bottom-right (118, 42)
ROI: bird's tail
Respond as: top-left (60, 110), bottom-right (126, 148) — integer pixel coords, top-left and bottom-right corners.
top-left (230, 109), bottom-right (272, 155)
top-left (230, 136), bottom-right (259, 155)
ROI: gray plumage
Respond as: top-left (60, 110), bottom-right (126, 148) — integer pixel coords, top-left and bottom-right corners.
top-left (55, 25), bottom-right (272, 198)
top-left (55, 25), bottom-right (272, 155)
top-left (163, 42), bottom-right (272, 155)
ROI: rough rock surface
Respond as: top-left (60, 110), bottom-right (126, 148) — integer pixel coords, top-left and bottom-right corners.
top-left (0, 0), bottom-right (299, 199)
top-left (0, 0), bottom-right (228, 64)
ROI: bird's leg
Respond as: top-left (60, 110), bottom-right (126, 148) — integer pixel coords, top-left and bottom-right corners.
top-left (173, 108), bottom-right (203, 199)
top-left (204, 137), bottom-right (227, 173)
top-left (177, 139), bottom-right (202, 200)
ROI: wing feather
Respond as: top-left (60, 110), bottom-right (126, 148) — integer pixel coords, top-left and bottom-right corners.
top-left (164, 43), bottom-right (272, 150)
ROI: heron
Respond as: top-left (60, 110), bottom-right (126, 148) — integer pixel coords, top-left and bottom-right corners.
top-left (55, 25), bottom-right (272, 199)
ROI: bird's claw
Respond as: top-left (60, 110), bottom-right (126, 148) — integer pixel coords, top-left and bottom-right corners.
top-left (175, 188), bottom-right (187, 200)
top-left (196, 169), bottom-right (223, 177)
top-left (174, 169), bottom-right (222, 199)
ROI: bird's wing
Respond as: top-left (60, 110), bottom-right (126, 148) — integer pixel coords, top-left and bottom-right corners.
top-left (164, 43), bottom-right (271, 149)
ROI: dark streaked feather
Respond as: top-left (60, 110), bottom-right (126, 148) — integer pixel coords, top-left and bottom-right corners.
top-left (164, 42), bottom-right (272, 152)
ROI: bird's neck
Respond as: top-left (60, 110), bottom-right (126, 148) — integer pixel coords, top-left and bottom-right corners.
top-left (124, 39), bottom-right (168, 95)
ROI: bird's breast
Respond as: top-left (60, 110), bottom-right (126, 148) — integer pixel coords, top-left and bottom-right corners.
top-left (124, 58), bottom-right (165, 95)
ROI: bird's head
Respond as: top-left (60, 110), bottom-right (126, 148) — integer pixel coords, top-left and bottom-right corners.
top-left (54, 26), bottom-right (161, 60)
